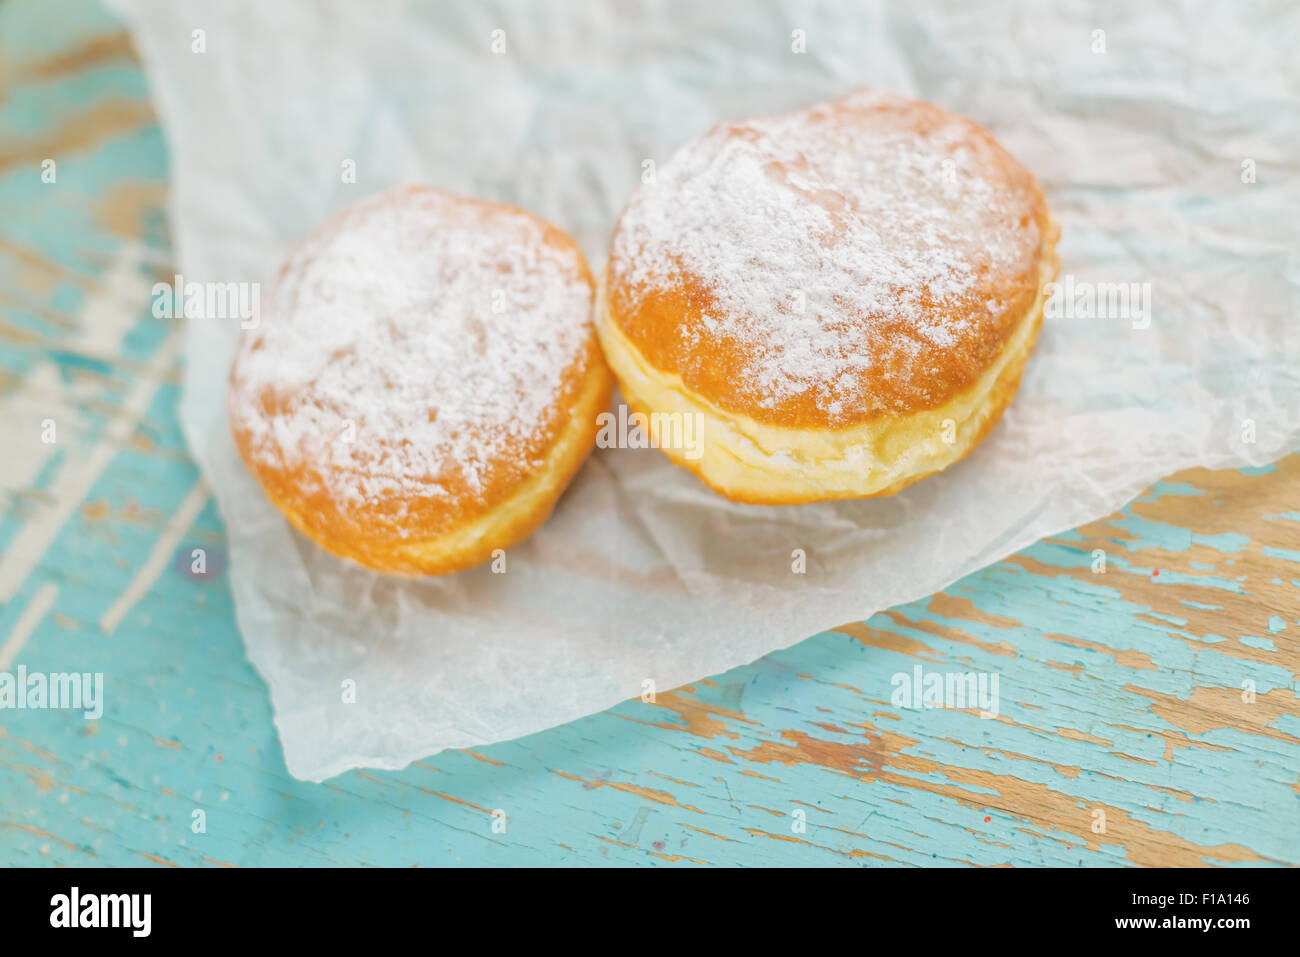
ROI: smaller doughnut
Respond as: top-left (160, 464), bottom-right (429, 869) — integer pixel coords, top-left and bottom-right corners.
top-left (599, 88), bottom-right (1061, 504)
top-left (229, 185), bottom-right (613, 575)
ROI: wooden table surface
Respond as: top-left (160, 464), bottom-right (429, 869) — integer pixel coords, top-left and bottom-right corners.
top-left (2, 0), bottom-right (1298, 867)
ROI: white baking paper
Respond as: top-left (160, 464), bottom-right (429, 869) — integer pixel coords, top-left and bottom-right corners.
top-left (110, 0), bottom-right (1300, 781)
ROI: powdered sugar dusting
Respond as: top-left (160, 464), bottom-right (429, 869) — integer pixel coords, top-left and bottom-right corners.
top-left (231, 187), bottom-right (592, 518)
top-left (610, 89), bottom-right (1044, 421)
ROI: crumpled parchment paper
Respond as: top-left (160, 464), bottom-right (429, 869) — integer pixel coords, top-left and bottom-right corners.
top-left (110, 0), bottom-right (1300, 781)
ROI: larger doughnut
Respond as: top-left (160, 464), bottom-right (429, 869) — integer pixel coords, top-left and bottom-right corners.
top-left (600, 89), bottom-right (1060, 504)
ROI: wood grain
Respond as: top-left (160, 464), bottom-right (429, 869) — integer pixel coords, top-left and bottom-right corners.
top-left (0, 0), bottom-right (1296, 867)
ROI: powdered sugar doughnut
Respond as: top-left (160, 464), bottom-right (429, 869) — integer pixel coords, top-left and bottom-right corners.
top-left (600, 89), bottom-right (1060, 504)
top-left (229, 186), bottom-right (613, 575)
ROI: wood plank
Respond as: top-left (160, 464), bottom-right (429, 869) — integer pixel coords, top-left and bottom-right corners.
top-left (0, 0), bottom-right (1295, 867)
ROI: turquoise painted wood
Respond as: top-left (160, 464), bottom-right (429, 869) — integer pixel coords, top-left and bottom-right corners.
top-left (1, 0), bottom-right (1298, 867)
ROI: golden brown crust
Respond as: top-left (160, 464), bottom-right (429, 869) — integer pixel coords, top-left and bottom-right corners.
top-left (228, 186), bottom-right (612, 575)
top-left (620, 298), bottom-right (1046, 506)
top-left (605, 89), bottom-right (1055, 429)
top-left (232, 356), bottom-right (614, 575)
top-left (599, 90), bottom-right (1059, 504)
